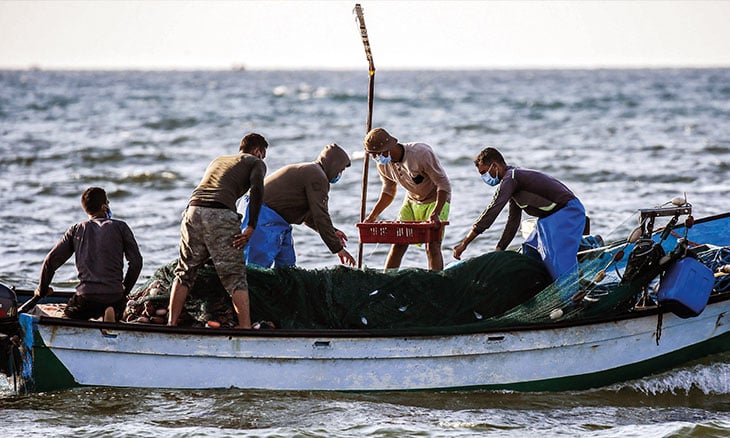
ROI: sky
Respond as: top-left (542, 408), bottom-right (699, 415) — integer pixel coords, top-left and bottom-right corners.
top-left (1, 0), bottom-right (729, 70)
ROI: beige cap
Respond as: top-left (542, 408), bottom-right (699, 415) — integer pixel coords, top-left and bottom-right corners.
top-left (364, 128), bottom-right (398, 153)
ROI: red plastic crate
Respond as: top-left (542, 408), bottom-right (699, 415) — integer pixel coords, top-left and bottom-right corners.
top-left (356, 221), bottom-right (449, 244)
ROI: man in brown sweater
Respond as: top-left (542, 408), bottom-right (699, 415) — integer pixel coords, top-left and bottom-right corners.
top-left (242, 143), bottom-right (356, 267)
top-left (363, 128), bottom-right (451, 271)
top-left (168, 133), bottom-right (268, 329)
top-left (35, 187), bottom-right (142, 321)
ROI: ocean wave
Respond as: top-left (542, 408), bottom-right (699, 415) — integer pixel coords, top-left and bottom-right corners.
top-left (143, 117), bottom-right (199, 131)
top-left (453, 124), bottom-right (501, 134)
top-left (616, 356), bottom-right (730, 396)
top-left (79, 149), bottom-right (125, 164)
top-left (0, 154), bottom-right (38, 166)
top-left (120, 170), bottom-right (180, 185)
top-left (74, 170), bottom-right (179, 191)
top-left (703, 143), bottom-right (730, 153)
top-left (571, 170), bottom-right (632, 183)
top-left (170, 135), bottom-right (192, 145)
top-left (25, 95), bottom-right (78, 111)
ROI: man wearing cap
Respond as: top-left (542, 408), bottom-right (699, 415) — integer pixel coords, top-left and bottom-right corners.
top-left (363, 128), bottom-right (451, 271)
top-left (241, 143), bottom-right (356, 268)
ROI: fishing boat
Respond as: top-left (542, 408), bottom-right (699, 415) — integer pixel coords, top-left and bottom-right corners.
top-left (1, 203), bottom-right (729, 393)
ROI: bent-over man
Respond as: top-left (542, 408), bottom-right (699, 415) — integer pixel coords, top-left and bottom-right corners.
top-left (242, 143), bottom-right (355, 267)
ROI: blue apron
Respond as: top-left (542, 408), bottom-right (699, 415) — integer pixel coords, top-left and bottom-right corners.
top-left (522, 198), bottom-right (586, 285)
top-left (241, 197), bottom-right (295, 268)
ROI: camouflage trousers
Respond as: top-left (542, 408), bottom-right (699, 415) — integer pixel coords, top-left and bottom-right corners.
top-left (174, 206), bottom-right (248, 295)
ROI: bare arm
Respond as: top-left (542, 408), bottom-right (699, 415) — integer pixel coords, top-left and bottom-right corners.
top-left (365, 191), bottom-right (395, 222)
top-left (453, 229), bottom-right (480, 260)
top-left (429, 189), bottom-right (449, 223)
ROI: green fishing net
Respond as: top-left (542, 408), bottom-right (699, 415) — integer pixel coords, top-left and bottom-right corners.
top-left (127, 210), bottom-right (722, 332)
top-left (126, 246), bottom-right (649, 332)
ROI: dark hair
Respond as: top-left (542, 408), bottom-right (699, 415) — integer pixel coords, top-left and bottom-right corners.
top-left (239, 133), bottom-right (268, 153)
top-left (81, 187), bottom-right (107, 215)
top-left (473, 147), bottom-right (506, 167)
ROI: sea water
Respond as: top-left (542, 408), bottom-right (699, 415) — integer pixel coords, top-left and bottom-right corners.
top-left (1, 69), bottom-right (729, 436)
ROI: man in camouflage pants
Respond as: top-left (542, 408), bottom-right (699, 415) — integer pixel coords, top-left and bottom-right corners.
top-left (168, 133), bottom-right (268, 329)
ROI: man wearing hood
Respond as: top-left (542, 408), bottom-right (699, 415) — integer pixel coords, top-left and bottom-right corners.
top-left (241, 143), bottom-right (356, 268)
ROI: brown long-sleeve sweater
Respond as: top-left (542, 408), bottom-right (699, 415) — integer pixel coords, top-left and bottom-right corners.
top-left (263, 144), bottom-right (351, 253)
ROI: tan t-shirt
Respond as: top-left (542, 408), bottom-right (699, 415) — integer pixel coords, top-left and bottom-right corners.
top-left (377, 142), bottom-right (451, 203)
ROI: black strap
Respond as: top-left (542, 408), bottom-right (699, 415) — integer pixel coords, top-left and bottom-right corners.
top-left (188, 200), bottom-right (229, 210)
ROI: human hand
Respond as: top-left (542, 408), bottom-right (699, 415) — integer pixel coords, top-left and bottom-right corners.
top-left (335, 229), bottom-right (348, 247)
top-left (34, 286), bottom-right (53, 298)
top-left (338, 249), bottom-right (356, 266)
top-left (453, 242), bottom-right (467, 260)
top-left (232, 226), bottom-right (255, 249)
top-left (429, 211), bottom-right (441, 224)
top-left (363, 213), bottom-right (377, 223)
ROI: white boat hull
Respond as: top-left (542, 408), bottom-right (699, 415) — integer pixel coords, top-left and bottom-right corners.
top-left (20, 296), bottom-right (730, 392)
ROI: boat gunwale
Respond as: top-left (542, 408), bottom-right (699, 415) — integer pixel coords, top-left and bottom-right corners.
top-left (23, 290), bottom-right (730, 339)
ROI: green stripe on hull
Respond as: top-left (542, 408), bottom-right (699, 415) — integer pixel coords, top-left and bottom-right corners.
top-left (29, 330), bottom-right (79, 392)
top-left (480, 331), bottom-right (730, 392)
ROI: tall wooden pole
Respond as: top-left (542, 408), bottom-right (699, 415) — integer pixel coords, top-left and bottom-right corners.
top-left (354, 3), bottom-right (375, 269)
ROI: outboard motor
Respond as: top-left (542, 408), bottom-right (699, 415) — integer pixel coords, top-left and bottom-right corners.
top-left (0, 282), bottom-right (20, 378)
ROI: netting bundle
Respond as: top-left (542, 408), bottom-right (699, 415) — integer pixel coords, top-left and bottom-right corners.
top-left (126, 242), bottom-right (730, 332)
top-left (128, 252), bottom-right (553, 330)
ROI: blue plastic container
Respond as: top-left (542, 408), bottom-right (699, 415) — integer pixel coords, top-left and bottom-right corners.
top-left (658, 257), bottom-right (714, 318)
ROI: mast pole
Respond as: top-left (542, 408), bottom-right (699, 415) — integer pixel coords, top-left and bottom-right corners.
top-left (354, 3), bottom-right (376, 269)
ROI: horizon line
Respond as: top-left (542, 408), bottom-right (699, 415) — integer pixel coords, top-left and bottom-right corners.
top-left (3, 63), bottom-right (730, 72)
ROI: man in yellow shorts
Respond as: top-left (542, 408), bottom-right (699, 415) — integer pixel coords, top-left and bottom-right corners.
top-left (363, 127), bottom-right (451, 270)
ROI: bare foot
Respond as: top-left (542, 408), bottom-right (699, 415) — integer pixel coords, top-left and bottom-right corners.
top-left (103, 306), bottom-right (116, 323)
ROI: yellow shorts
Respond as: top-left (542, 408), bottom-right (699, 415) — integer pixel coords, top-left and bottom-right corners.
top-left (398, 199), bottom-right (450, 222)
top-left (398, 200), bottom-right (450, 246)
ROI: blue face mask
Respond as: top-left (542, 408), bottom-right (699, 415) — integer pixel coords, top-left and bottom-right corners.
top-left (374, 154), bottom-right (391, 165)
top-left (105, 206), bottom-right (113, 219)
top-left (330, 173), bottom-right (342, 184)
top-left (481, 165), bottom-right (500, 186)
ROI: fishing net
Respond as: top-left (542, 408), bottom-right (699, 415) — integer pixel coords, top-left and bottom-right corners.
top-left (698, 246), bottom-right (730, 293)
top-left (126, 251), bottom-right (554, 330)
top-left (125, 209), bottom-right (729, 332)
